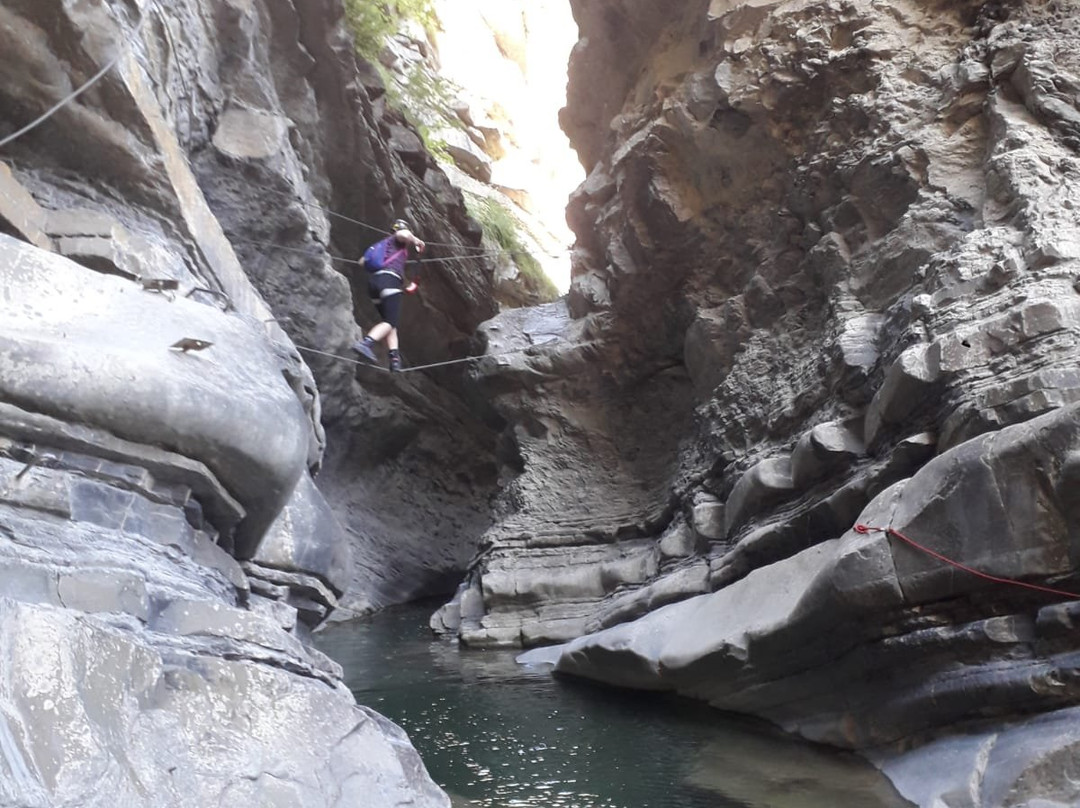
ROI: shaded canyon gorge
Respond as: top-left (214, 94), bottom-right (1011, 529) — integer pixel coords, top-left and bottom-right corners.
top-left (2, 0), bottom-right (1080, 806)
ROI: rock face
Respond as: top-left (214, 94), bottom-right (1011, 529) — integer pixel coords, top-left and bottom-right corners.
top-left (0, 0), bottom-right (504, 802)
top-left (555, 403), bottom-right (1080, 803)
top-left (436, 0), bottom-right (1080, 804)
top-left (8, 0), bottom-right (1080, 803)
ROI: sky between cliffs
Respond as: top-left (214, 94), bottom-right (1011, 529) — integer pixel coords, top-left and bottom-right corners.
top-left (432, 0), bottom-right (582, 292)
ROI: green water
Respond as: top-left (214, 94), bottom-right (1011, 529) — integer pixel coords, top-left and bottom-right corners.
top-left (315, 603), bottom-right (913, 808)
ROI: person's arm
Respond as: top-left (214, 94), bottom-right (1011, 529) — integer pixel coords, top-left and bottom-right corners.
top-left (395, 229), bottom-right (424, 292)
top-left (394, 229), bottom-right (425, 253)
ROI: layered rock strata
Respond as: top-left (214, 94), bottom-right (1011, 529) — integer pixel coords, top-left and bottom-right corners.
top-left (553, 402), bottom-right (1080, 806)
top-left (438, 0), bottom-right (1080, 803)
top-left (0, 0), bottom-right (503, 802)
top-left (2, 0), bottom-right (508, 620)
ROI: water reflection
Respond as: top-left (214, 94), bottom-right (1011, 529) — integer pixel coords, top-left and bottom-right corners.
top-left (315, 603), bottom-right (912, 808)
top-left (684, 725), bottom-right (913, 807)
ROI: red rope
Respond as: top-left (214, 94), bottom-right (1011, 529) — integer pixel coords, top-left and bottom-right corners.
top-left (854, 523), bottom-right (1080, 600)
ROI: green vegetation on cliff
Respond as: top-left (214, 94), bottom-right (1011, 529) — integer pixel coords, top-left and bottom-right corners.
top-left (467, 196), bottom-right (559, 302)
top-left (343, 3), bottom-right (558, 303)
top-left (344, 0), bottom-right (437, 60)
top-left (343, 0), bottom-right (461, 159)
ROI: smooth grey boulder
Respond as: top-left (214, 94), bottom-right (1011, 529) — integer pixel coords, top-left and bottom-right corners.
top-left (0, 235), bottom-right (309, 557)
top-left (255, 472), bottom-right (352, 604)
top-left (555, 527), bottom-right (901, 693)
top-left (0, 163), bottom-right (52, 251)
top-left (838, 314), bottom-right (885, 378)
top-left (865, 345), bottom-right (941, 447)
top-left (875, 706), bottom-right (1080, 808)
top-left (724, 456), bottom-right (796, 537)
top-left (665, 517), bottom-right (705, 556)
top-left (791, 419), bottom-right (866, 489)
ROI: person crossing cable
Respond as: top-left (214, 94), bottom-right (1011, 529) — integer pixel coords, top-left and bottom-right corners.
top-left (351, 219), bottom-right (425, 372)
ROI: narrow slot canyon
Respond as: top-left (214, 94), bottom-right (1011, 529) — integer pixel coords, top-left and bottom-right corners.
top-left (1, 1), bottom-right (1080, 806)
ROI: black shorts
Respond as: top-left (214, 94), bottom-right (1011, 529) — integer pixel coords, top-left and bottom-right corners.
top-left (368, 271), bottom-right (404, 328)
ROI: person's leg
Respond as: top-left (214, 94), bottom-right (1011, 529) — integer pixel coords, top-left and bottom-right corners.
top-left (352, 316), bottom-right (386, 362)
top-left (378, 293), bottom-right (402, 337)
top-left (367, 322), bottom-right (392, 342)
top-left (387, 328), bottom-right (401, 372)
top-left (353, 285), bottom-right (403, 366)
top-left (368, 279), bottom-right (395, 342)
top-left (380, 296), bottom-right (404, 372)
top-left (353, 279), bottom-right (385, 361)
top-left (353, 277), bottom-right (400, 363)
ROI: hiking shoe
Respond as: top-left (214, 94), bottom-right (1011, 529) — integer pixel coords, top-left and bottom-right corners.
top-left (351, 340), bottom-right (377, 364)
top-left (389, 358), bottom-right (402, 373)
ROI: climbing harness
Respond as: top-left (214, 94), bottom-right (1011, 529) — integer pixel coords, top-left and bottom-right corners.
top-left (295, 344), bottom-right (538, 374)
top-left (0, 7), bottom-right (149, 149)
top-left (855, 523), bottom-right (1080, 599)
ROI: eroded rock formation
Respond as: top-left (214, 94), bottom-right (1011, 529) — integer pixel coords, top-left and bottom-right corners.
top-left (0, 0), bottom-right (504, 802)
top-left (7, 0), bottom-right (1080, 802)
top-left (436, 0), bottom-right (1080, 803)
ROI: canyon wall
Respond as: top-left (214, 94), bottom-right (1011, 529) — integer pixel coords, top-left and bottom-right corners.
top-left (378, 0), bottom-right (578, 300)
top-left (7, 0), bottom-right (1080, 803)
top-left (0, 0), bottom-right (507, 802)
top-left (1, 0), bottom-right (509, 620)
top-left (437, 0), bottom-right (1080, 804)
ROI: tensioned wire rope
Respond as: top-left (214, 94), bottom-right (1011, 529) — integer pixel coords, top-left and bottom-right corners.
top-left (18, 7), bottom-right (1078, 605)
top-left (294, 343), bottom-right (547, 374)
top-left (231, 235), bottom-right (521, 266)
top-left (256, 185), bottom-right (576, 260)
top-left (270, 231), bottom-right (563, 374)
top-left (0, 6), bottom-right (150, 150)
top-left (0, 0), bottom-right (575, 272)
top-left (0, 4), bottom-right (574, 267)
